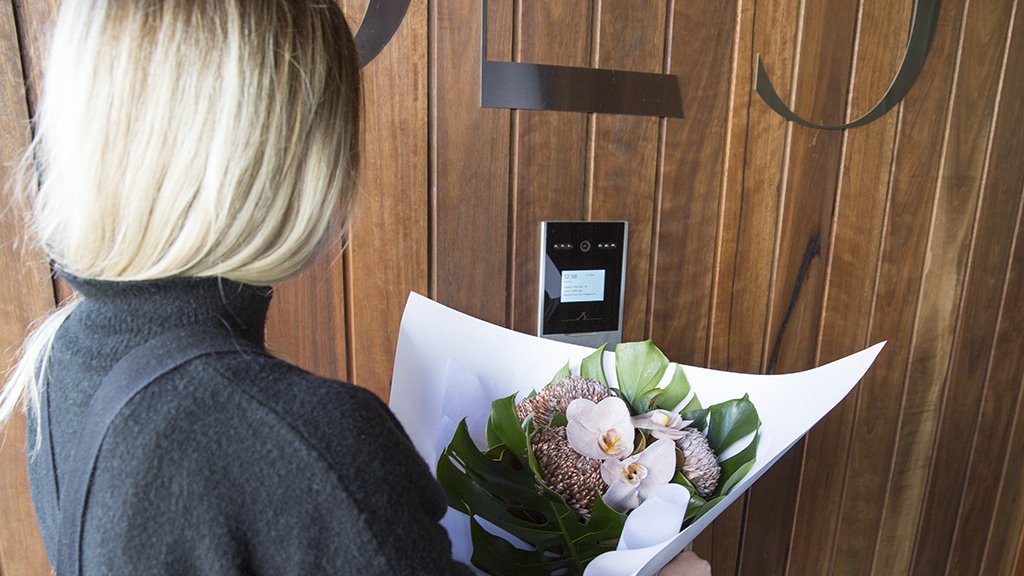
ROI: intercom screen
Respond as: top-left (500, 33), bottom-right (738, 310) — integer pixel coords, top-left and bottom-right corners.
top-left (541, 221), bottom-right (625, 336)
top-left (560, 269), bottom-right (605, 303)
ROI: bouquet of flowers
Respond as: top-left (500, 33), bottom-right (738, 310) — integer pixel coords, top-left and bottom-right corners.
top-left (389, 294), bottom-right (884, 576)
top-left (437, 341), bottom-right (760, 575)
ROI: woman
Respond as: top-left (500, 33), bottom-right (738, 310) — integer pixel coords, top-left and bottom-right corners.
top-left (0, 1), bottom-right (710, 575)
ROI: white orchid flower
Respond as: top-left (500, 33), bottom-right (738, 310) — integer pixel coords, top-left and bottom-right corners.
top-left (631, 409), bottom-right (693, 440)
top-left (599, 438), bottom-right (678, 513)
top-left (566, 397), bottom-right (635, 460)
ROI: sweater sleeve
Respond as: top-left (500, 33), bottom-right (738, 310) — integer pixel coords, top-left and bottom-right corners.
top-left (291, 383), bottom-right (478, 576)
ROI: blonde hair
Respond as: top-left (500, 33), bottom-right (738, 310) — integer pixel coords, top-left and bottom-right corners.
top-left (2, 0), bottom-right (361, 438)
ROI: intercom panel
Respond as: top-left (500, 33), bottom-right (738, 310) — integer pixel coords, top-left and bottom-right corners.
top-left (538, 221), bottom-right (628, 349)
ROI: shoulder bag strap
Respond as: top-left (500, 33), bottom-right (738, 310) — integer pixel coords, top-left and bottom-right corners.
top-left (53, 327), bottom-right (263, 576)
top-left (39, 364), bottom-right (62, 543)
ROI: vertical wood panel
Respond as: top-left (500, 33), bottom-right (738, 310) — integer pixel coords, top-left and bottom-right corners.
top-left (509, 0), bottom-right (592, 334)
top-left (786, 0), bottom-right (911, 573)
top-left (10, 0), bottom-right (56, 115)
top-left (709, 0), bottom-right (795, 375)
top-left (876, 0), bottom-right (1014, 572)
top-left (704, 0), bottom-right (795, 570)
top-left (829, 0), bottom-right (967, 572)
top-left (651, 0), bottom-right (740, 562)
top-left (588, 0), bottom-right (664, 343)
top-left (432, 0), bottom-right (512, 326)
top-left (0, 1), bottom-right (56, 574)
top-left (650, 0), bottom-right (737, 365)
top-left (266, 257), bottom-right (349, 381)
top-left (11, 0), bottom-right (61, 308)
top-left (708, 0), bottom-right (799, 572)
top-left (740, 0), bottom-right (861, 573)
top-left (981, 192), bottom-right (1024, 576)
top-left (924, 3), bottom-right (1024, 574)
top-left (347, 0), bottom-right (428, 399)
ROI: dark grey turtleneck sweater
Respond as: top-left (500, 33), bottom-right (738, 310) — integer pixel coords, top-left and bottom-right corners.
top-left (27, 274), bottom-right (473, 575)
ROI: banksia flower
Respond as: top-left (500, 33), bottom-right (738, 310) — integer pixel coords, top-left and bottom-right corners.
top-left (531, 426), bottom-right (604, 518)
top-left (675, 427), bottom-right (721, 498)
top-left (515, 375), bottom-right (610, 428)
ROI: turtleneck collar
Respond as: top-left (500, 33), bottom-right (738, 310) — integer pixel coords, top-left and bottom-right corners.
top-left (59, 271), bottom-right (273, 347)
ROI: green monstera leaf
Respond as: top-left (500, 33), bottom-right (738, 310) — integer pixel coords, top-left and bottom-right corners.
top-left (676, 394), bottom-right (760, 519)
top-left (614, 341), bottom-right (669, 414)
top-left (439, 395), bottom-right (626, 576)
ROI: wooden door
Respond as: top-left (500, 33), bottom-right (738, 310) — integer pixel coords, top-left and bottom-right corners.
top-left (4, 1), bottom-right (1024, 574)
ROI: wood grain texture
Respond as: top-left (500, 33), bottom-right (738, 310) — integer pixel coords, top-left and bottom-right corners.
top-left (650, 0), bottom-right (737, 365)
top-left (10, 0), bottom-right (56, 116)
top-left (0, 1), bottom-right (56, 574)
top-left (875, 0), bottom-right (1015, 573)
top-left (346, 0), bottom-right (428, 399)
top-left (981, 191), bottom-right (1024, 576)
top-left (828, 0), bottom-right (967, 573)
top-left (650, 0), bottom-right (740, 562)
top-left (509, 0), bottom-right (592, 334)
top-left (339, 0), bottom-right (367, 30)
top-left (708, 0), bottom-right (794, 376)
top-left (708, 0), bottom-right (799, 572)
top-left (786, 1), bottom-right (911, 573)
top-left (697, 0), bottom-right (770, 570)
top-left (431, 0), bottom-right (512, 326)
top-left (739, 0), bottom-right (861, 572)
top-left (265, 254), bottom-right (349, 381)
top-left (4, 0), bottom-right (1024, 574)
top-left (587, 0), bottom-right (664, 343)
top-left (924, 4), bottom-right (1024, 575)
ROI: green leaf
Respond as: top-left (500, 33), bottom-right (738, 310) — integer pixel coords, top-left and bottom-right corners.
top-left (654, 365), bottom-right (692, 411)
top-left (675, 397), bottom-right (761, 524)
top-left (632, 430), bottom-right (648, 456)
top-left (576, 493), bottom-right (627, 546)
top-left (548, 411), bottom-right (568, 428)
top-left (439, 414), bottom-right (626, 575)
top-left (705, 395), bottom-right (760, 455)
top-left (718, 430), bottom-right (759, 494)
top-left (679, 408), bottom-right (710, 431)
top-left (488, 394), bottom-right (529, 461)
top-left (640, 389), bottom-right (662, 413)
top-left (470, 518), bottom-right (574, 576)
top-left (720, 459), bottom-right (755, 495)
top-left (437, 453), bottom-right (561, 544)
top-left (486, 414), bottom-right (501, 450)
top-left (580, 344), bottom-right (608, 387)
top-left (681, 395), bottom-right (703, 412)
top-left (615, 341), bottom-right (669, 414)
top-left (441, 421), bottom-right (540, 505)
top-left (693, 494), bottom-right (729, 521)
top-left (671, 471), bottom-right (708, 521)
top-left (548, 362), bottom-right (571, 386)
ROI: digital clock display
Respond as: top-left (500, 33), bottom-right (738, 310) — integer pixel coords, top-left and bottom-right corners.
top-left (560, 270), bottom-right (605, 303)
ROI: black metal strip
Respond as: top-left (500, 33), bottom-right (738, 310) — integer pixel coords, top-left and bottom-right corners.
top-left (481, 60), bottom-right (684, 118)
top-left (479, 0), bottom-right (684, 118)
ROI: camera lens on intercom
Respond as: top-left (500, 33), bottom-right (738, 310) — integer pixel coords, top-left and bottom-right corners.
top-left (580, 240), bottom-right (592, 252)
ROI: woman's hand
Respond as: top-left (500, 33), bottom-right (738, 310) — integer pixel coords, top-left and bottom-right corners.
top-left (658, 550), bottom-right (712, 576)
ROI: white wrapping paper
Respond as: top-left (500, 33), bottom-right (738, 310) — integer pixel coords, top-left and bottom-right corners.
top-left (390, 293), bottom-right (884, 576)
